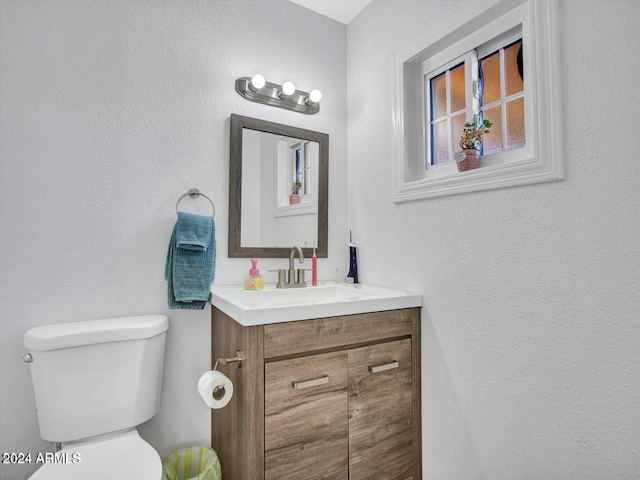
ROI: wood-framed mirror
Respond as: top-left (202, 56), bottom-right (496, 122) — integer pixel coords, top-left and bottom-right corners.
top-left (228, 114), bottom-right (329, 258)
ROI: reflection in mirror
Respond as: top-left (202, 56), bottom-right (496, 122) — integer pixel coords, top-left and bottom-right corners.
top-left (229, 114), bottom-right (328, 258)
top-left (241, 130), bottom-right (319, 247)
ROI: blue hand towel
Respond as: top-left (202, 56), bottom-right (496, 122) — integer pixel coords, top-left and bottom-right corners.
top-left (176, 212), bottom-right (212, 251)
top-left (165, 212), bottom-right (216, 310)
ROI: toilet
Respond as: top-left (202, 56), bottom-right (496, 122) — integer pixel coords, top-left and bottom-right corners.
top-left (23, 314), bottom-right (169, 479)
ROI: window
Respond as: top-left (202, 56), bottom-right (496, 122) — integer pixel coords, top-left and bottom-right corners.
top-left (275, 136), bottom-right (318, 217)
top-left (425, 52), bottom-right (477, 166)
top-left (477, 37), bottom-right (526, 156)
top-left (392, 0), bottom-right (564, 201)
top-left (425, 33), bottom-right (525, 166)
top-left (292, 141), bottom-right (312, 196)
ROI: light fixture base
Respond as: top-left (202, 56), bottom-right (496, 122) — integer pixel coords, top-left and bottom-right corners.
top-left (235, 77), bottom-right (320, 115)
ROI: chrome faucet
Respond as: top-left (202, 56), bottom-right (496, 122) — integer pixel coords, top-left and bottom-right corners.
top-left (276, 246), bottom-right (306, 288)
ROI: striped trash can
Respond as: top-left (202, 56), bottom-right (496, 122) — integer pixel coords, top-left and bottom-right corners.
top-left (162, 447), bottom-right (222, 480)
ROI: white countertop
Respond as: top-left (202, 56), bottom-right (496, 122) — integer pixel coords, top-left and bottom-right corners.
top-left (209, 282), bottom-right (422, 326)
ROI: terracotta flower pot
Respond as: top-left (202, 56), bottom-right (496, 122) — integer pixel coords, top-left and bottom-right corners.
top-left (289, 193), bottom-right (300, 204)
top-left (455, 149), bottom-right (481, 172)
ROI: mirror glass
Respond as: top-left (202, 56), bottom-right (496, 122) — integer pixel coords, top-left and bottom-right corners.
top-left (229, 114), bottom-right (328, 258)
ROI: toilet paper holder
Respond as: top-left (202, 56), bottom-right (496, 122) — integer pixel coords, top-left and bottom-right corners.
top-left (213, 351), bottom-right (245, 371)
top-left (211, 351), bottom-right (244, 401)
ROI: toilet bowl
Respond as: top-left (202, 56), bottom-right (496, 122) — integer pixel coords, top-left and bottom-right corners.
top-left (24, 315), bottom-right (169, 479)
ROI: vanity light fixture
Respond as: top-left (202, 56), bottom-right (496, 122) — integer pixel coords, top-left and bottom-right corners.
top-left (235, 75), bottom-right (321, 114)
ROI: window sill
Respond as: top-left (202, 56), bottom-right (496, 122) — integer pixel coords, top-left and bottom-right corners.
top-left (274, 200), bottom-right (317, 217)
top-left (394, 151), bottom-right (563, 202)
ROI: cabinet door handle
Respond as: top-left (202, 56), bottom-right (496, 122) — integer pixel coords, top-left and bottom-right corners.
top-left (292, 375), bottom-right (329, 390)
top-left (368, 361), bottom-right (399, 373)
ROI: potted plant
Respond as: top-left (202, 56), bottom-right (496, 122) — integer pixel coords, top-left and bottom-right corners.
top-left (455, 118), bottom-right (493, 172)
top-left (289, 180), bottom-right (302, 204)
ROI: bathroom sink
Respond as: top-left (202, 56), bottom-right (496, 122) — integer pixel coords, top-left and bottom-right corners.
top-left (209, 283), bottom-right (422, 326)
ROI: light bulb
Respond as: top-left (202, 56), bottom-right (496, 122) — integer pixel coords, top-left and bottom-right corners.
top-left (306, 89), bottom-right (322, 105)
top-left (280, 81), bottom-right (296, 98)
top-left (250, 74), bottom-right (265, 91)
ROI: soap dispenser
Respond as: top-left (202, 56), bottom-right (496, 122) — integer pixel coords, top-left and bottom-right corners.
top-left (245, 259), bottom-right (264, 290)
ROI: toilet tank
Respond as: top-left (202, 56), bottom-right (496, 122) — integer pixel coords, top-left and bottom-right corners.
top-left (24, 315), bottom-right (169, 443)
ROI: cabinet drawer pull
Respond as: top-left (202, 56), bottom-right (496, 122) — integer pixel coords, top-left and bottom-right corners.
top-left (292, 375), bottom-right (329, 390)
top-left (368, 361), bottom-right (399, 373)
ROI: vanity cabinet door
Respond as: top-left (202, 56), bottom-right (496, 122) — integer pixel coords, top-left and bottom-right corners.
top-left (265, 351), bottom-right (349, 480)
top-left (348, 339), bottom-right (413, 480)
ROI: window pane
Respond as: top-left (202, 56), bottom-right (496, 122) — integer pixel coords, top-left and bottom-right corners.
top-left (431, 73), bottom-right (447, 119)
top-left (432, 120), bottom-right (449, 164)
top-left (295, 148), bottom-right (303, 185)
top-left (451, 113), bottom-right (467, 153)
top-left (450, 63), bottom-right (466, 113)
top-left (505, 41), bottom-right (523, 96)
top-left (304, 145), bottom-right (311, 194)
top-left (480, 51), bottom-right (500, 105)
top-left (482, 105), bottom-right (502, 155)
top-left (294, 147), bottom-right (303, 189)
top-left (506, 97), bottom-right (525, 150)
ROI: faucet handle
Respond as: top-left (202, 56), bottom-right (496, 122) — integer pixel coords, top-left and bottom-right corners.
top-left (296, 268), bottom-right (307, 286)
top-left (275, 269), bottom-right (287, 288)
top-left (267, 269), bottom-right (289, 288)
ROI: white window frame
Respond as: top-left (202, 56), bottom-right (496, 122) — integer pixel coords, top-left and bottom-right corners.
top-left (392, 0), bottom-right (564, 202)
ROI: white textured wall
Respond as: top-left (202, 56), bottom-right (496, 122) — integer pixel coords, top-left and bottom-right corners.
top-left (0, 1), bottom-right (346, 478)
top-left (347, 0), bottom-right (640, 478)
top-left (3, 0), bottom-right (639, 478)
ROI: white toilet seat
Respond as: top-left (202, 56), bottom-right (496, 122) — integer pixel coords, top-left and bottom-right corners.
top-left (29, 429), bottom-right (161, 480)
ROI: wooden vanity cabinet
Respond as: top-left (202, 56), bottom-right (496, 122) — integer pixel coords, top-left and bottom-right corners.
top-left (211, 307), bottom-right (422, 480)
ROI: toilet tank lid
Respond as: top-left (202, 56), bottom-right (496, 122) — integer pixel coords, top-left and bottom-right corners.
top-left (24, 315), bottom-right (169, 351)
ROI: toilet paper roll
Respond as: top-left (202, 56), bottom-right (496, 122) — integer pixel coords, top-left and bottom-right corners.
top-left (198, 370), bottom-right (234, 409)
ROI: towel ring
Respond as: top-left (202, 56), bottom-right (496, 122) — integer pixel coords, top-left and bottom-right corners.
top-left (176, 188), bottom-right (215, 218)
